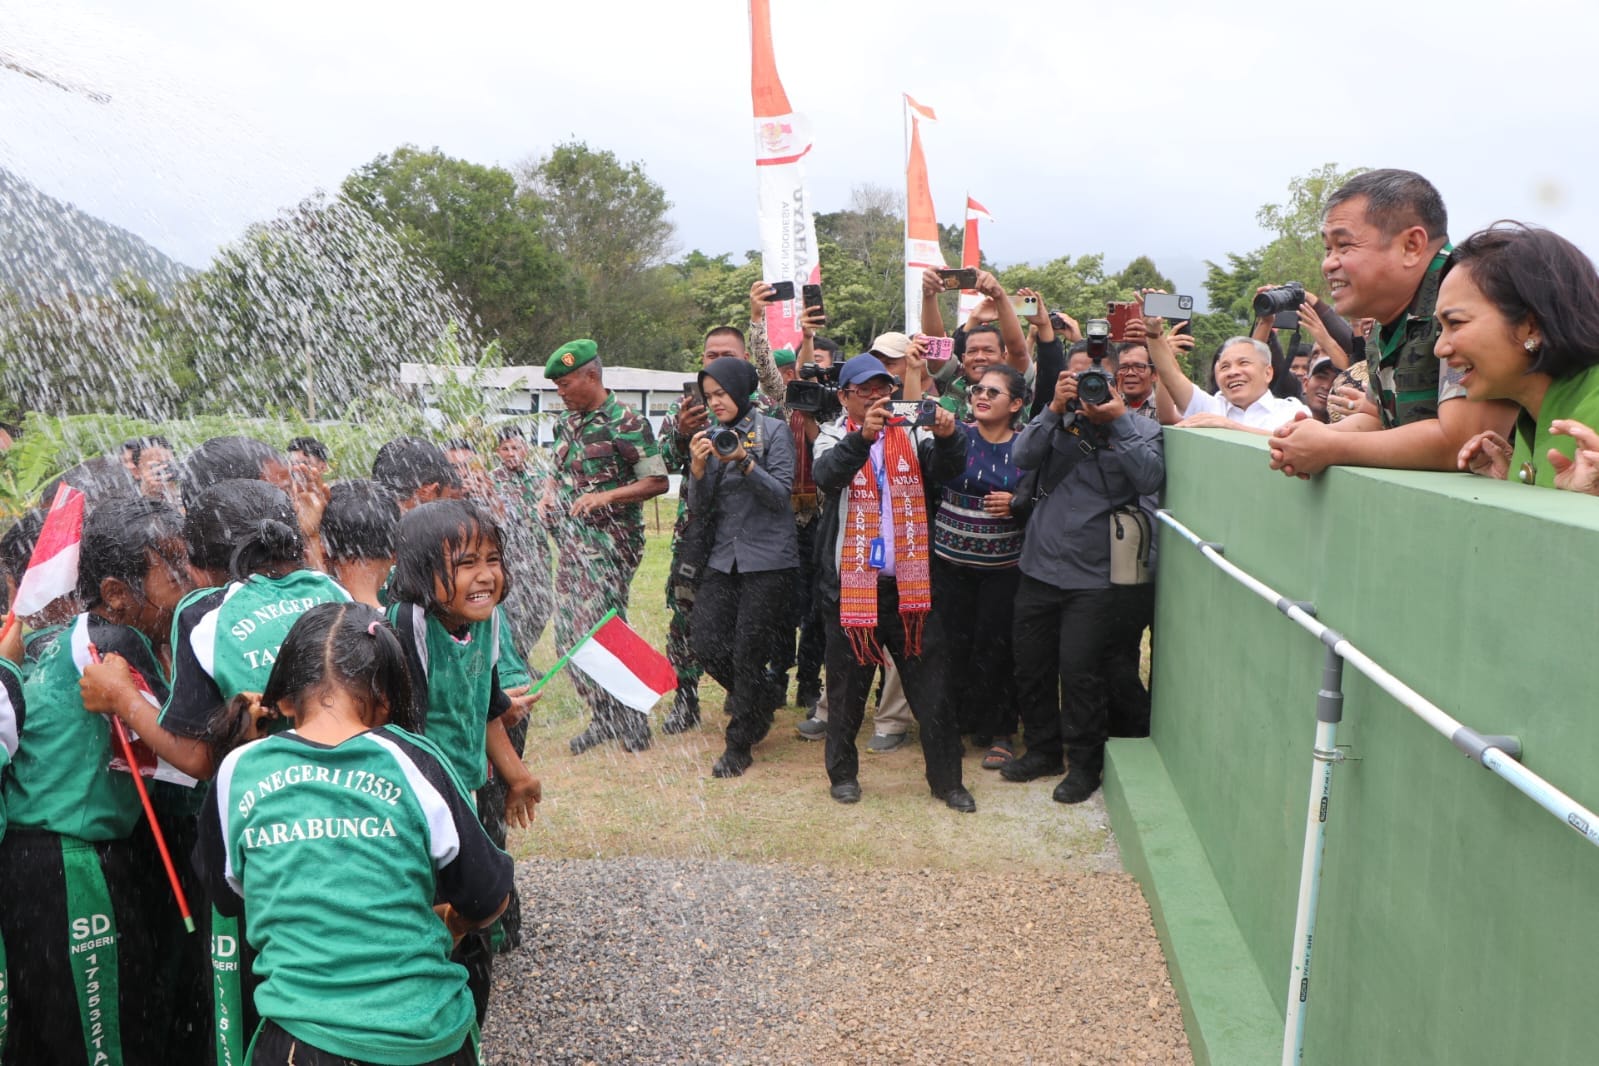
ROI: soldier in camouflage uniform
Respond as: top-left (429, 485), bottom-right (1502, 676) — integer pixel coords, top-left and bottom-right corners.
top-left (659, 289), bottom-right (789, 733)
top-left (542, 340), bottom-right (670, 754)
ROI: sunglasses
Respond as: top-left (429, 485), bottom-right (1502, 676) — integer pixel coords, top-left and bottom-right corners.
top-left (968, 385), bottom-right (1012, 400)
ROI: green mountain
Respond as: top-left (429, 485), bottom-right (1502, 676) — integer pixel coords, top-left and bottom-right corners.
top-left (0, 167), bottom-right (191, 304)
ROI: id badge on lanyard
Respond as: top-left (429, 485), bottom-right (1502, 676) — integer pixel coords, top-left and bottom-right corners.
top-left (868, 451), bottom-right (887, 569)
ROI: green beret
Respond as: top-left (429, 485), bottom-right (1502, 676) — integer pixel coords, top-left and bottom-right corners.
top-left (772, 347), bottom-right (797, 368)
top-left (545, 339), bottom-right (598, 379)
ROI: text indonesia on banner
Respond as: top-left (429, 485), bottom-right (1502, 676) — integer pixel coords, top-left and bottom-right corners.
top-left (957, 196), bottom-right (993, 322)
top-left (750, 0), bottom-right (820, 352)
top-left (569, 613), bottom-right (676, 714)
top-left (903, 94), bottom-right (946, 335)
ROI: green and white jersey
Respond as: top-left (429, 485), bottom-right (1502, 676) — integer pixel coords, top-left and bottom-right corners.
top-left (0, 658), bottom-right (22, 840)
top-left (4, 614), bottom-right (171, 841)
top-left (387, 604), bottom-right (511, 793)
top-left (495, 604), bottom-right (534, 691)
top-left (162, 569), bottom-right (351, 739)
top-left (197, 726), bottom-right (512, 1065)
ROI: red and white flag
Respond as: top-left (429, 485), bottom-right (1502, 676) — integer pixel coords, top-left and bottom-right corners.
top-left (903, 97), bottom-right (947, 334)
top-left (12, 483), bottom-right (85, 616)
top-left (958, 195), bottom-right (994, 322)
top-left (568, 611), bottom-right (676, 714)
top-left (751, 0), bottom-right (822, 352)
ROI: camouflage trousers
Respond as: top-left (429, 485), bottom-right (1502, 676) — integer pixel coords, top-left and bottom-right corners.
top-left (663, 502), bottom-right (704, 699)
top-left (555, 535), bottom-right (644, 735)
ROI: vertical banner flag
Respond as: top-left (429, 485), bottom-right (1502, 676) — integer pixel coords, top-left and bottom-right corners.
top-left (751, 0), bottom-right (821, 352)
top-left (957, 195), bottom-right (994, 323)
top-left (903, 94), bottom-right (945, 335)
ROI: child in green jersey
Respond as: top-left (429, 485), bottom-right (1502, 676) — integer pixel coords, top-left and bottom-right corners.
top-left (386, 499), bottom-right (540, 1025)
top-left (196, 602), bottom-right (512, 1066)
top-left (1, 497), bottom-right (195, 1066)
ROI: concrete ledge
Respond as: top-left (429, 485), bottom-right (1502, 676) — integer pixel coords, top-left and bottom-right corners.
top-left (1104, 738), bottom-right (1281, 1066)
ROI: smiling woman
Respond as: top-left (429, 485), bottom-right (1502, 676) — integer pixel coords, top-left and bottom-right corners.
top-left (1439, 223), bottom-right (1599, 490)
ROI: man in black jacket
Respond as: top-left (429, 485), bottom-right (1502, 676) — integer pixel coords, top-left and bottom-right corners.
top-left (811, 354), bottom-right (974, 812)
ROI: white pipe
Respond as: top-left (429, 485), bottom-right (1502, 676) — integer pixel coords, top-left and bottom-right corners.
top-left (1282, 716), bottom-right (1340, 1066)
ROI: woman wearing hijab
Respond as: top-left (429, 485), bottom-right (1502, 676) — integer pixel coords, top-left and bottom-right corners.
top-left (686, 357), bottom-right (800, 778)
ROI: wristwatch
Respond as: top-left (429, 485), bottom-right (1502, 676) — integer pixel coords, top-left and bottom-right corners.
top-left (738, 456), bottom-right (756, 476)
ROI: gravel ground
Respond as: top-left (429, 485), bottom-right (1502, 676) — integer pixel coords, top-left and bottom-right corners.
top-left (482, 857), bottom-right (1191, 1065)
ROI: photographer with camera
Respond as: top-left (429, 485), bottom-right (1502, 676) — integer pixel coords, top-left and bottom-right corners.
top-left (1002, 324), bottom-right (1164, 805)
top-left (811, 354), bottom-right (973, 811)
top-left (683, 357), bottom-right (799, 778)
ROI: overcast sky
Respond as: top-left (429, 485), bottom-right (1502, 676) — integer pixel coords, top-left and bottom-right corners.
top-left (3, 0), bottom-right (1597, 303)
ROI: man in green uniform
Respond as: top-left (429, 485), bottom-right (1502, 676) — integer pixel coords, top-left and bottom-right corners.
top-left (541, 340), bottom-right (670, 754)
top-left (1268, 169), bottom-right (1517, 476)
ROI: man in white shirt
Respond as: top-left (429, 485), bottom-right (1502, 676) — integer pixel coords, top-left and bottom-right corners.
top-left (1138, 322), bottom-right (1308, 433)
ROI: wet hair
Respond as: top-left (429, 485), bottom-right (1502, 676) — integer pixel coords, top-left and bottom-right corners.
top-left (371, 436), bottom-right (462, 498)
top-left (78, 496), bottom-right (185, 608)
top-left (209, 603), bottom-right (418, 764)
top-left (0, 510), bottom-right (45, 584)
top-left (129, 436), bottom-right (173, 464)
top-left (286, 436), bottom-right (329, 463)
top-left (1326, 169), bottom-right (1448, 242)
top-left (495, 425), bottom-right (525, 442)
top-left (185, 479), bottom-right (305, 581)
top-left (443, 438), bottom-right (474, 453)
top-left (388, 499), bottom-right (509, 617)
top-left (704, 326), bottom-right (747, 352)
top-left (1443, 221), bottom-right (1599, 382)
top-left (320, 480), bottom-right (401, 562)
top-left (181, 436), bottom-right (285, 506)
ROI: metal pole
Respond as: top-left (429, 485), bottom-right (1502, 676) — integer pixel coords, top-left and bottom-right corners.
top-left (1282, 646), bottom-right (1345, 1065)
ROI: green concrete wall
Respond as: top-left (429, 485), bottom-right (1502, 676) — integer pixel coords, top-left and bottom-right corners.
top-left (1123, 428), bottom-right (1599, 1066)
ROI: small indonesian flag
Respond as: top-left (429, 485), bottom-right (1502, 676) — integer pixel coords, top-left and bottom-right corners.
top-left (568, 612), bottom-right (676, 714)
top-left (12, 483), bottom-right (85, 616)
top-left (965, 196), bottom-right (994, 223)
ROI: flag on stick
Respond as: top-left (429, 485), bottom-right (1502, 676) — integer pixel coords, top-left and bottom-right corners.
top-left (958, 195), bottom-right (994, 322)
top-left (530, 609), bottom-right (675, 714)
top-left (903, 98), bottom-right (947, 334)
top-left (12, 483), bottom-right (84, 616)
top-left (751, 0), bottom-right (822, 351)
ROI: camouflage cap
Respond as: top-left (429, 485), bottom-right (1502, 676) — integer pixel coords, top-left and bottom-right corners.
top-left (545, 339), bottom-right (599, 379)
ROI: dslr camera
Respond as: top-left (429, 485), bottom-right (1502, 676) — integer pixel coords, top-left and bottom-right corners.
top-left (1253, 281), bottom-right (1306, 317)
top-left (785, 361), bottom-right (842, 420)
top-left (1074, 318), bottom-right (1115, 408)
top-left (711, 427), bottom-right (743, 458)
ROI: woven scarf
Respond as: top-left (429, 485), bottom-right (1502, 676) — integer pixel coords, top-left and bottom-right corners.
top-left (840, 423), bottom-right (931, 664)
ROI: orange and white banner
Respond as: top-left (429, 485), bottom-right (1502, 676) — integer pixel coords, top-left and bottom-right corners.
top-left (903, 97), bottom-right (946, 334)
top-left (957, 195), bottom-right (992, 323)
top-left (751, 0), bottom-right (820, 352)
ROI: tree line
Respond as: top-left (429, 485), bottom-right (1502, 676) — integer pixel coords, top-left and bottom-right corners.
top-left (0, 140), bottom-right (1363, 421)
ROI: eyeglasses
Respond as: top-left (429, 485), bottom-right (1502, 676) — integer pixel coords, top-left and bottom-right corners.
top-left (1118, 362), bottom-right (1152, 374)
top-left (968, 385), bottom-right (1011, 400)
top-left (845, 382), bottom-right (893, 399)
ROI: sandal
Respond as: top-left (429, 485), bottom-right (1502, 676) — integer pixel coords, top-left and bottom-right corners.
top-left (981, 738), bottom-right (1015, 771)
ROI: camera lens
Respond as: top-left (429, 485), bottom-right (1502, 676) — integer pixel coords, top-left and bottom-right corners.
top-left (1252, 282), bottom-right (1306, 317)
top-left (711, 428), bottom-right (741, 458)
top-left (1077, 368), bottom-right (1112, 406)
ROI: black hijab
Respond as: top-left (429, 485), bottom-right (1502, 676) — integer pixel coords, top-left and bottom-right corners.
top-left (698, 357), bottom-right (759, 424)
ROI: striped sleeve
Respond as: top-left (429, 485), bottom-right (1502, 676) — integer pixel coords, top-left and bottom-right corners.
top-left (368, 727), bottom-right (513, 923)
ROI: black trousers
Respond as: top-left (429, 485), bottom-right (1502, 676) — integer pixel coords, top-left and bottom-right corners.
top-left (0, 828), bottom-right (163, 1066)
top-left (772, 518), bottom-right (826, 694)
top-left (692, 567), bottom-right (793, 752)
top-left (822, 582), bottom-right (963, 795)
top-left (474, 717), bottom-right (526, 952)
top-left (931, 557), bottom-right (1021, 739)
top-left (1105, 583), bottom-right (1156, 737)
top-left (1011, 575), bottom-right (1119, 777)
top-left (251, 1019), bottom-right (477, 1065)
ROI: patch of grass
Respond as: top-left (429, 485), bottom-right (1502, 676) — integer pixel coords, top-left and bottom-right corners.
top-left (509, 523), bottom-right (1116, 876)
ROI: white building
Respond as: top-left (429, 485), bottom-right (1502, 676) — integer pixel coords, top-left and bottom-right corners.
top-left (399, 362), bottom-right (694, 444)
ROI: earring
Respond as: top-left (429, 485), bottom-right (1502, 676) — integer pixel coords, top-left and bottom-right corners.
top-left (1525, 338), bottom-right (1540, 353)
